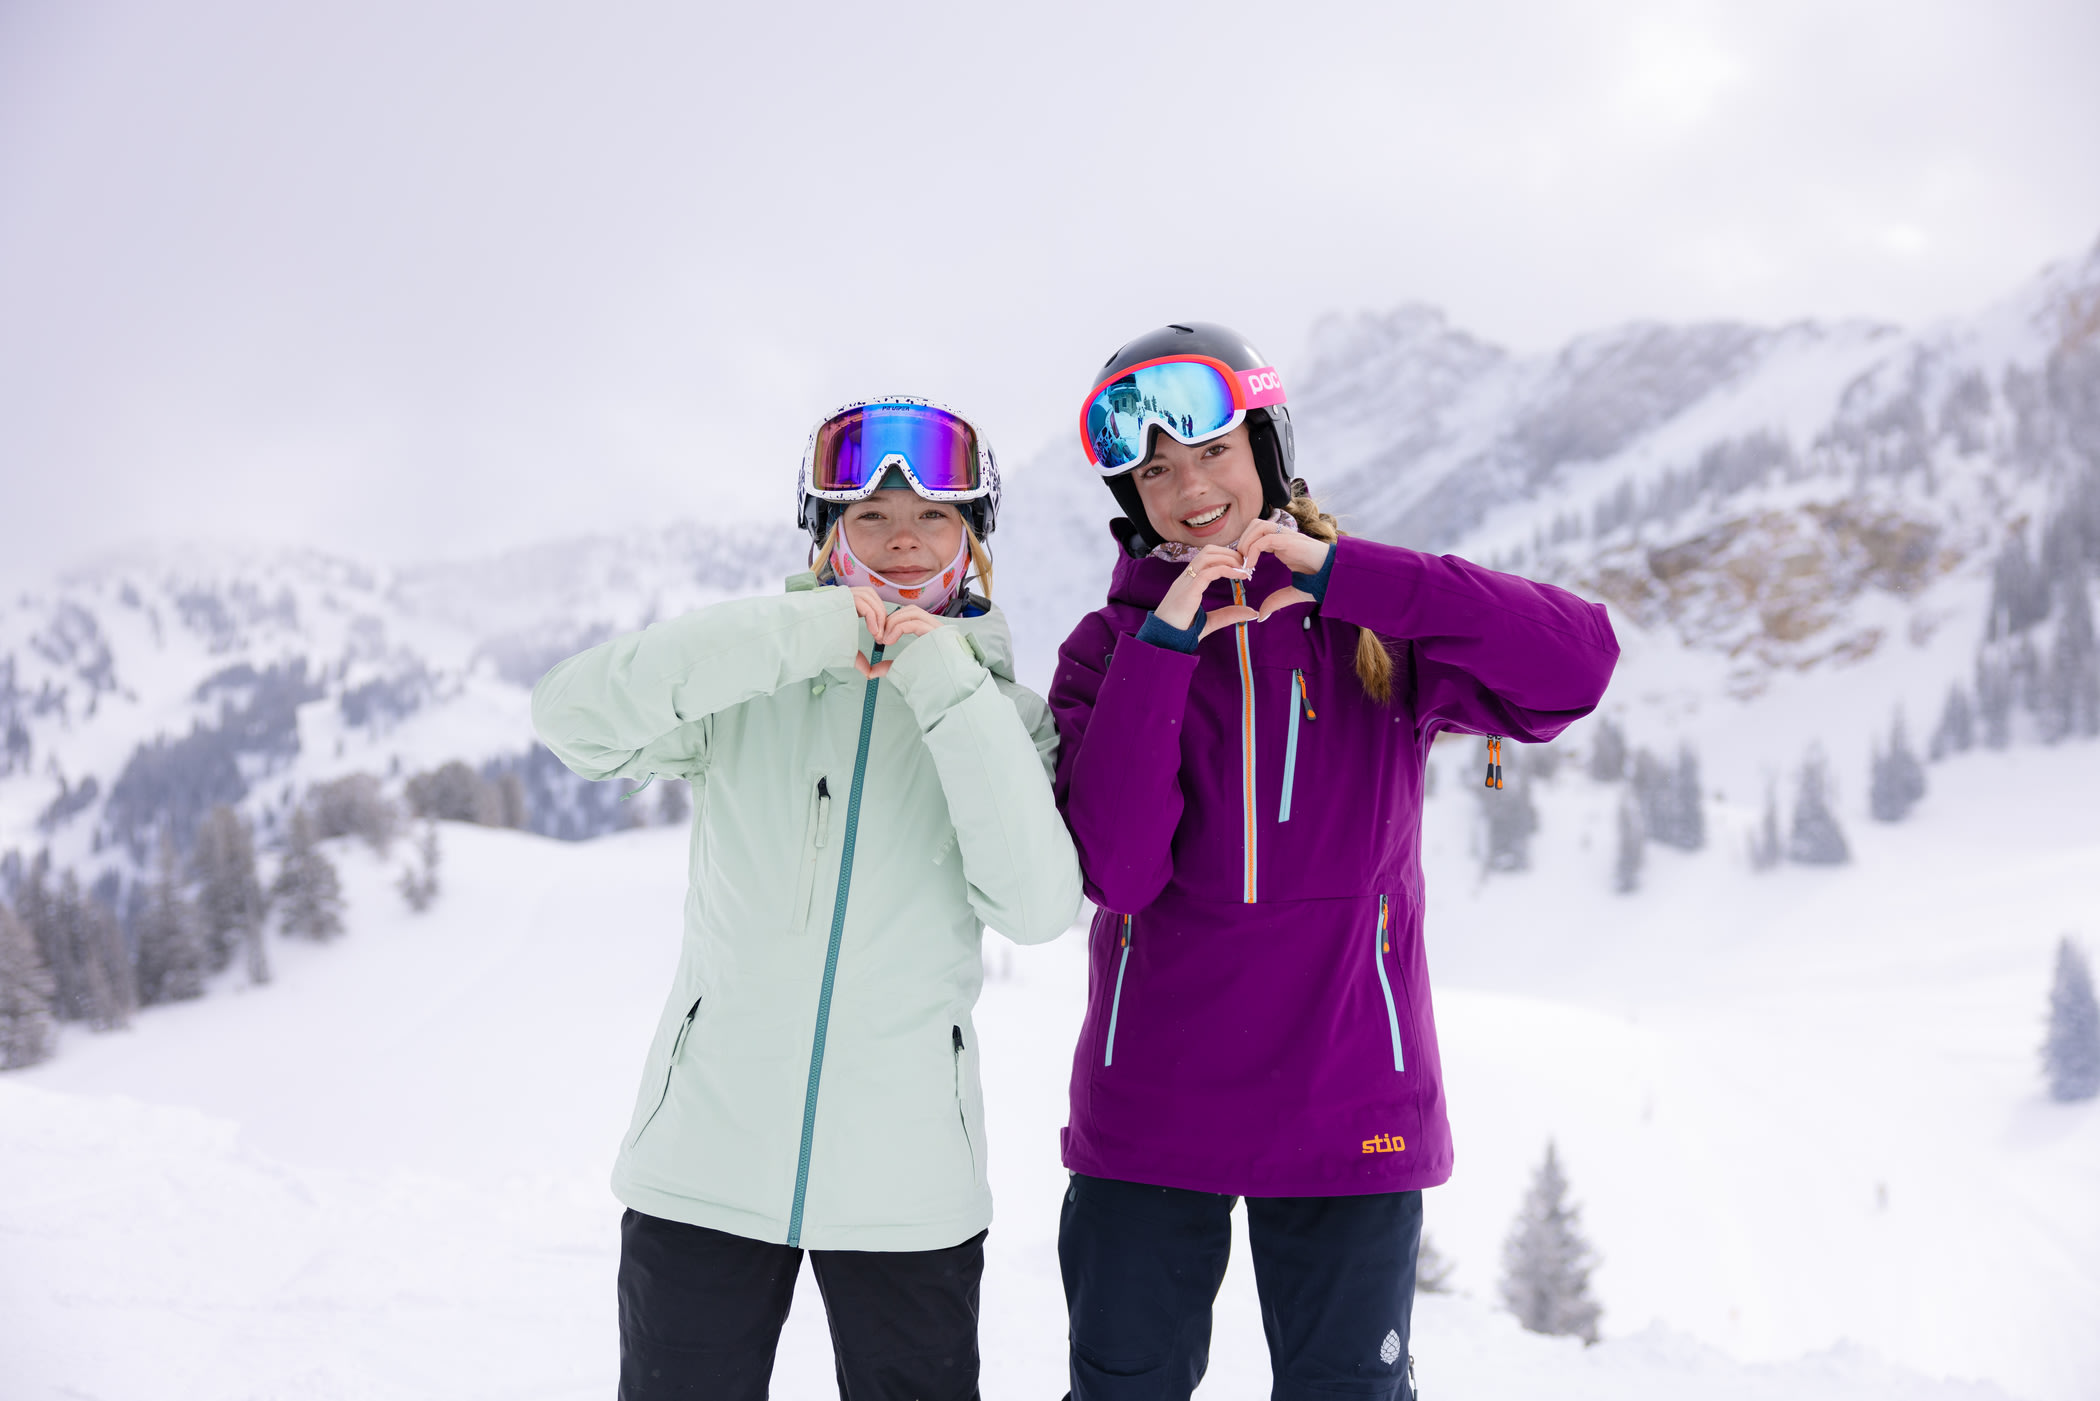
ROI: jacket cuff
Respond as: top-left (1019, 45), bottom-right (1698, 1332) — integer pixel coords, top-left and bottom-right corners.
top-left (1291, 544), bottom-right (1337, 602)
top-left (1135, 610), bottom-right (1205, 654)
top-left (882, 626), bottom-right (987, 725)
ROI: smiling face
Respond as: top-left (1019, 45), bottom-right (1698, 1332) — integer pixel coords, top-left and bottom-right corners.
top-left (1129, 424), bottom-right (1266, 548)
top-left (839, 489), bottom-right (965, 584)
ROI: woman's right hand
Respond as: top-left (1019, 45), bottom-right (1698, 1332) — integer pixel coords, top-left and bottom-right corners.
top-left (1153, 546), bottom-right (1252, 631)
top-left (849, 586), bottom-right (889, 642)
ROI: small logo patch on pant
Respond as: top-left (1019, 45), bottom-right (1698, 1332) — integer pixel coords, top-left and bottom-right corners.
top-left (1380, 1329), bottom-right (1401, 1365)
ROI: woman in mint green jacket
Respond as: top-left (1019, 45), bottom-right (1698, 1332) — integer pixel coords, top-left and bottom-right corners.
top-left (532, 397), bottom-right (1082, 1401)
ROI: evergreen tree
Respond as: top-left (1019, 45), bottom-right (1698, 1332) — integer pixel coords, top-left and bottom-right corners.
top-left (1869, 709), bottom-right (1927, 823)
top-left (1631, 746), bottom-right (1703, 850)
top-left (397, 822), bottom-right (441, 913)
top-left (657, 778), bottom-right (691, 826)
top-left (1587, 716), bottom-right (1627, 782)
top-left (134, 830), bottom-right (207, 1005)
top-left (1416, 1233), bottom-right (1456, 1295)
top-left (274, 807), bottom-right (345, 941)
top-left (1499, 1140), bottom-right (1602, 1343)
top-left (1787, 749), bottom-right (1850, 865)
top-left (1480, 766), bottom-right (1540, 873)
top-left (1612, 796), bottom-right (1643, 894)
top-left (1670, 745), bottom-right (1705, 851)
top-left (2040, 578), bottom-right (2100, 743)
top-left (49, 871), bottom-right (133, 1030)
top-left (2042, 936), bottom-right (2100, 1103)
top-left (1748, 782), bottom-right (1782, 871)
top-left (193, 804), bottom-right (268, 983)
top-left (1929, 684), bottom-right (1973, 760)
top-left (1976, 652), bottom-right (2014, 750)
top-left (0, 901), bottom-right (57, 1069)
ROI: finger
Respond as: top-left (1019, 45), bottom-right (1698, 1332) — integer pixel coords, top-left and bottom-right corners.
top-left (853, 651), bottom-right (893, 679)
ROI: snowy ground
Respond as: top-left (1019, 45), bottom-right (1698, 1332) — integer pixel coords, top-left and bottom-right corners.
top-left (6, 735), bottom-right (2098, 1400)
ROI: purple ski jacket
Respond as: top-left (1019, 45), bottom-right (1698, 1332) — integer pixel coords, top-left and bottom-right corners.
top-left (1049, 532), bottom-right (1619, 1197)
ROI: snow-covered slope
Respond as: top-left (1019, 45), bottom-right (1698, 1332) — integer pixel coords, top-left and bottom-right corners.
top-left (6, 809), bottom-right (2078, 1401)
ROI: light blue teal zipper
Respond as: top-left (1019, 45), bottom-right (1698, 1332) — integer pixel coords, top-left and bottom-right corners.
top-left (787, 645), bottom-right (882, 1247)
top-left (1372, 895), bottom-right (1405, 1072)
top-left (1280, 669), bottom-right (1312, 821)
top-left (1102, 915), bottom-right (1133, 1067)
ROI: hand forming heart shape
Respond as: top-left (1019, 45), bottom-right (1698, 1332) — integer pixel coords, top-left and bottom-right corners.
top-left (1197, 586), bottom-right (1317, 641)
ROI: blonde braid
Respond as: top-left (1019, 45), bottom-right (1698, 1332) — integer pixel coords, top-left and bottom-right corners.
top-left (1285, 494), bottom-right (1394, 704)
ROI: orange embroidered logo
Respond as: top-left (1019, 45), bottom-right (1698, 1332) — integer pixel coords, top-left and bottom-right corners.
top-left (1361, 1133), bottom-right (1406, 1154)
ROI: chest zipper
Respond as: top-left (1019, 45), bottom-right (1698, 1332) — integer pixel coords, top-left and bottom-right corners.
top-left (1280, 669), bottom-right (1314, 822)
top-left (787, 644), bottom-right (882, 1248)
top-left (1230, 580), bottom-right (1257, 903)
top-left (1102, 915), bottom-right (1134, 1067)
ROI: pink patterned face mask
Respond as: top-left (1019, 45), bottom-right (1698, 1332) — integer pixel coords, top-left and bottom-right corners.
top-left (830, 526), bottom-right (973, 613)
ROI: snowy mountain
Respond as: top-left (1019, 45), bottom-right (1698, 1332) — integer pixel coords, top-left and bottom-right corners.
top-left (6, 233), bottom-right (2096, 881)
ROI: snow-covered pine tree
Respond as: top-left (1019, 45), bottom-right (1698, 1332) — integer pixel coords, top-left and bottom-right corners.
top-left (1480, 763), bottom-right (1539, 873)
top-left (1499, 1140), bottom-right (1602, 1343)
top-left (0, 900), bottom-right (57, 1069)
top-left (2040, 577), bottom-right (2099, 743)
top-left (1977, 652), bottom-right (2014, 750)
top-left (50, 870), bottom-right (132, 1030)
top-left (1748, 782), bottom-right (1782, 871)
top-left (1929, 683), bottom-right (1974, 760)
top-left (2042, 936), bottom-right (2100, 1103)
top-left (134, 830), bottom-right (206, 1005)
top-left (1612, 796), bottom-right (1643, 894)
top-left (657, 778), bottom-right (691, 826)
top-left (274, 807), bottom-right (345, 941)
top-left (1787, 749), bottom-right (1849, 865)
top-left (397, 821), bottom-right (440, 913)
top-left (193, 804), bottom-right (268, 983)
top-left (1670, 745), bottom-right (1705, 851)
top-left (1416, 1233), bottom-right (1456, 1294)
top-left (1868, 709), bottom-right (1927, 823)
top-left (1587, 716), bottom-right (1627, 782)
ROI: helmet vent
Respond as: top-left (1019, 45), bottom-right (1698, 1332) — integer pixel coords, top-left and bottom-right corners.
top-left (1167, 323), bottom-right (1194, 333)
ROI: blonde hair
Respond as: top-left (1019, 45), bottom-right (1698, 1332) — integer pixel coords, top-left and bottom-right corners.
top-left (811, 517), bottom-right (993, 602)
top-left (1283, 494), bottom-right (1395, 704)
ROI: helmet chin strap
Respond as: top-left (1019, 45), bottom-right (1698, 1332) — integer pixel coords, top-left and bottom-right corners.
top-left (830, 527), bottom-right (972, 613)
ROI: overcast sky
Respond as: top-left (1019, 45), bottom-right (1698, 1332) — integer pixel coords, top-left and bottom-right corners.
top-left (3, 0), bottom-right (2097, 586)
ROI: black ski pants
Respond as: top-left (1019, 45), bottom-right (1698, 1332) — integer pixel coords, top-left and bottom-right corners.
top-left (617, 1208), bottom-right (984, 1401)
top-left (1059, 1173), bottom-right (1421, 1401)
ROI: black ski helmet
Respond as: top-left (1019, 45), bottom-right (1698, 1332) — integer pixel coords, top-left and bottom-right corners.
top-left (1084, 322), bottom-right (1297, 552)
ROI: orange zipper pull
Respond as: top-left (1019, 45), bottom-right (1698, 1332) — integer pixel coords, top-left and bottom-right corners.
top-left (1484, 736), bottom-right (1504, 789)
top-left (1297, 671), bottom-right (1316, 720)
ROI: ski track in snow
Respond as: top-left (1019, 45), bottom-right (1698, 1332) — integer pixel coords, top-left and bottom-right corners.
top-left (9, 747), bottom-right (2095, 1400)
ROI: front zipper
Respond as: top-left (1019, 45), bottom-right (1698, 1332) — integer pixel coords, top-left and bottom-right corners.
top-left (630, 995), bottom-right (702, 1146)
top-left (787, 644), bottom-right (884, 1248)
top-left (1102, 914), bottom-right (1133, 1067)
top-left (1279, 669), bottom-right (1313, 822)
top-left (1371, 895), bottom-right (1405, 1072)
top-left (1230, 580), bottom-right (1257, 902)
top-left (952, 1024), bottom-right (977, 1180)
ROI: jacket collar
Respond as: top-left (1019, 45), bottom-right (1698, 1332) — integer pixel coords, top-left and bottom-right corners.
top-left (787, 572), bottom-right (1019, 683)
top-left (1103, 521), bottom-right (1300, 613)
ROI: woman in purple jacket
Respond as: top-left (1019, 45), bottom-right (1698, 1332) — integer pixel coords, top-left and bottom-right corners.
top-left (1049, 323), bottom-right (1619, 1400)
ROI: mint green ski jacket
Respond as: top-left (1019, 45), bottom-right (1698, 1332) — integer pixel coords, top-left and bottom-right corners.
top-left (532, 575), bottom-right (1082, 1251)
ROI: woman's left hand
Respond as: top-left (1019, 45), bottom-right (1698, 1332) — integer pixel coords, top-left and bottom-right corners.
top-left (854, 605), bottom-right (946, 678)
top-left (1236, 517), bottom-right (1330, 576)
